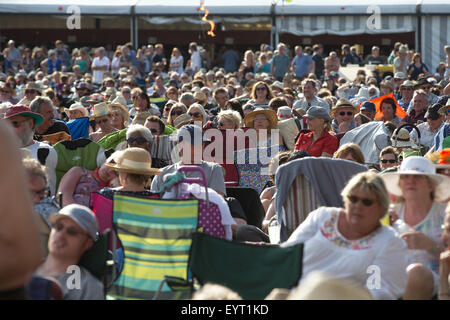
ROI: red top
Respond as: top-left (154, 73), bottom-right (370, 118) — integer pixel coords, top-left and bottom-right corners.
top-left (294, 130), bottom-right (339, 157)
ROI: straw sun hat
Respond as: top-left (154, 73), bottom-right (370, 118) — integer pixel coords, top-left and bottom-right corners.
top-left (244, 108), bottom-right (278, 129)
top-left (106, 147), bottom-right (162, 176)
top-left (381, 156), bottom-right (450, 202)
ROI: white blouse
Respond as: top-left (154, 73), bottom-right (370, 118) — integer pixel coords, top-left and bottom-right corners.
top-left (282, 207), bottom-right (409, 300)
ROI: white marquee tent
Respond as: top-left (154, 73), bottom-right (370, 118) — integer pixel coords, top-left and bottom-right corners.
top-left (0, 0), bottom-right (448, 70)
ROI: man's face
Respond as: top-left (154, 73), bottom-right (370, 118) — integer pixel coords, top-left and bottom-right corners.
top-left (7, 115), bottom-right (34, 147)
top-left (28, 175), bottom-right (48, 204)
top-left (413, 94), bottom-right (428, 112)
top-left (334, 107), bottom-right (355, 124)
top-left (144, 120), bottom-right (161, 136)
top-left (379, 152), bottom-right (397, 170)
top-left (25, 89), bottom-right (39, 102)
top-left (400, 86), bottom-right (414, 101)
top-left (372, 49), bottom-right (379, 57)
top-left (39, 103), bottom-right (55, 128)
top-left (68, 109), bottom-right (84, 120)
top-left (302, 83), bottom-right (316, 100)
top-left (127, 132), bottom-right (151, 151)
top-left (427, 116), bottom-right (444, 131)
top-left (361, 109), bottom-right (375, 120)
top-left (420, 83), bottom-right (432, 95)
top-left (278, 45), bottom-right (285, 55)
top-left (215, 93), bottom-right (228, 108)
top-left (296, 47), bottom-right (303, 56)
top-left (48, 217), bottom-right (93, 261)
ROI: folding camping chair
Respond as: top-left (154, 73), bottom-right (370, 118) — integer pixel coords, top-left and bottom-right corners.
top-left (188, 232), bottom-right (303, 300)
top-left (107, 194), bottom-right (199, 300)
top-left (226, 187), bottom-right (265, 229)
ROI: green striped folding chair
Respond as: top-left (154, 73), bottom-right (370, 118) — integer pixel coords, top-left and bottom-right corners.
top-left (107, 194), bottom-right (198, 300)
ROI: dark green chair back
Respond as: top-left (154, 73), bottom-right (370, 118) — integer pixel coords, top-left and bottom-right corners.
top-left (79, 229), bottom-right (110, 281)
top-left (189, 232), bottom-right (303, 300)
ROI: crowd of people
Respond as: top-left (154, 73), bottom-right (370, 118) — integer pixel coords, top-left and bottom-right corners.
top-left (1, 37), bottom-right (450, 301)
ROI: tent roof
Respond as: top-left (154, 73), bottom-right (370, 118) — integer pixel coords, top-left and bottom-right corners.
top-left (0, 0), bottom-right (448, 16)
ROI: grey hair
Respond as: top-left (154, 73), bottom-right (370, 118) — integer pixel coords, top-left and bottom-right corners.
top-left (126, 124), bottom-right (153, 144)
top-left (180, 92), bottom-right (195, 105)
top-left (29, 96), bottom-right (53, 114)
top-left (217, 109), bottom-right (242, 128)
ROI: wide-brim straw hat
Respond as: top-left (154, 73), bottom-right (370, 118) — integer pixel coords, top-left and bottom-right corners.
top-left (244, 108), bottom-right (278, 129)
top-left (277, 118), bottom-right (299, 150)
top-left (105, 147), bottom-right (162, 176)
top-left (64, 103), bottom-right (89, 117)
top-left (331, 98), bottom-right (358, 116)
top-left (391, 127), bottom-right (418, 149)
top-left (381, 156), bottom-right (450, 202)
top-left (90, 102), bottom-right (111, 120)
top-left (108, 97), bottom-right (130, 120)
top-left (24, 82), bottom-right (42, 94)
top-left (173, 113), bottom-right (193, 129)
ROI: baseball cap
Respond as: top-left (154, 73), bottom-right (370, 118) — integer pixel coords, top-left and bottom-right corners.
top-left (425, 103), bottom-right (443, 120)
top-left (360, 101), bottom-right (376, 113)
top-left (49, 204), bottom-right (99, 241)
top-left (304, 106), bottom-right (332, 122)
top-left (177, 124), bottom-right (210, 145)
top-left (4, 105), bottom-right (43, 126)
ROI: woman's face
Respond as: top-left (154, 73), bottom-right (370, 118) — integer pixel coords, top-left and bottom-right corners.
top-left (344, 188), bottom-right (383, 235)
top-left (218, 117), bottom-right (236, 130)
top-left (253, 114), bottom-right (270, 130)
top-left (127, 132), bottom-right (151, 151)
top-left (68, 109), bottom-right (84, 120)
top-left (381, 103), bottom-right (394, 120)
top-left (306, 117), bottom-right (325, 132)
top-left (110, 109), bottom-right (124, 129)
top-left (255, 84), bottom-right (267, 98)
top-left (398, 174), bottom-right (434, 201)
top-left (188, 107), bottom-right (203, 123)
top-left (95, 115), bottom-right (112, 130)
top-left (166, 90), bottom-right (178, 101)
top-left (170, 108), bottom-right (184, 122)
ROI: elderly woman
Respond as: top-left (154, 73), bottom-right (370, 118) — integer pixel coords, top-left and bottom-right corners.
top-left (333, 142), bottom-right (365, 164)
top-left (89, 102), bottom-right (118, 142)
top-left (294, 106), bottom-right (338, 157)
top-left (381, 156), bottom-right (450, 299)
top-left (217, 109), bottom-right (242, 130)
top-left (248, 81), bottom-right (275, 109)
top-left (166, 103), bottom-right (188, 129)
top-left (244, 108), bottom-right (285, 148)
top-left (126, 124), bottom-right (168, 169)
top-left (108, 101), bottom-right (130, 130)
top-left (57, 154), bottom-right (119, 207)
top-left (282, 171), bottom-right (409, 300)
top-left (187, 103), bottom-right (208, 127)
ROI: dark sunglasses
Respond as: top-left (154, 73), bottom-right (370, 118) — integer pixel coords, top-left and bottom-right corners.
top-left (149, 128), bottom-right (158, 134)
top-left (339, 111), bottom-right (354, 116)
top-left (422, 86), bottom-right (431, 90)
top-left (127, 137), bottom-right (148, 144)
top-left (53, 223), bottom-right (87, 237)
top-left (256, 87), bottom-right (266, 91)
top-left (10, 118), bottom-right (30, 128)
top-left (401, 87), bottom-right (413, 91)
top-left (95, 118), bottom-right (109, 125)
top-left (347, 195), bottom-right (375, 207)
top-left (189, 112), bottom-right (201, 118)
top-left (380, 159), bottom-right (396, 164)
top-left (171, 111), bottom-right (184, 116)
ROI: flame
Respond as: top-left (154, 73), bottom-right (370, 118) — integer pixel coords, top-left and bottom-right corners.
top-left (198, 1), bottom-right (215, 37)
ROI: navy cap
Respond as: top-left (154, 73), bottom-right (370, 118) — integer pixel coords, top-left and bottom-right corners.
top-left (177, 124), bottom-right (210, 145)
top-left (360, 101), bottom-right (376, 113)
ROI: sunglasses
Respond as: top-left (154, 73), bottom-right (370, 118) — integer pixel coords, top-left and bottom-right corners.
top-left (25, 89), bottom-right (36, 94)
top-left (339, 111), bottom-right (354, 116)
top-left (422, 86), bottom-right (431, 90)
top-left (10, 118), bottom-right (30, 128)
top-left (256, 87), bottom-right (266, 91)
top-left (149, 128), bottom-right (158, 134)
top-left (189, 112), bottom-right (201, 118)
top-left (53, 223), bottom-right (87, 237)
top-left (347, 195), bottom-right (376, 207)
top-left (218, 122), bottom-right (226, 127)
top-left (127, 137), bottom-right (148, 144)
top-left (171, 111), bottom-right (184, 116)
top-left (95, 118), bottom-right (109, 125)
top-left (380, 159), bottom-right (396, 164)
top-left (401, 87), bottom-right (413, 91)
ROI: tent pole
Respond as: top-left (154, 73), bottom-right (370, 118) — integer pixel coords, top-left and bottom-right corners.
top-left (130, 5), bottom-right (138, 48)
top-left (270, 2), bottom-right (277, 50)
top-left (415, 1), bottom-right (422, 53)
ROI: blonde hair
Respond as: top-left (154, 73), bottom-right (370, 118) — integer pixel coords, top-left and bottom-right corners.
top-left (333, 143), bottom-right (365, 164)
top-left (217, 109), bottom-right (242, 129)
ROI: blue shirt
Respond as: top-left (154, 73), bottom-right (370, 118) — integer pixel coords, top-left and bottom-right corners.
top-left (291, 54), bottom-right (313, 78)
top-left (272, 54), bottom-right (290, 79)
top-left (222, 49), bottom-right (240, 73)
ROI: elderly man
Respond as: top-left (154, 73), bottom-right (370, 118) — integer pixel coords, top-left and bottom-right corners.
top-left (398, 80), bottom-right (415, 112)
top-left (91, 47), bottom-right (110, 86)
top-left (331, 98), bottom-right (357, 134)
top-left (406, 77), bottom-right (440, 114)
top-left (365, 46), bottom-right (386, 65)
top-left (410, 103), bottom-right (446, 149)
top-left (3, 104), bottom-right (58, 195)
top-left (393, 45), bottom-right (409, 74)
top-left (271, 43), bottom-right (290, 82)
top-left (36, 204), bottom-right (104, 300)
top-left (290, 46), bottom-right (314, 80)
top-left (400, 90), bottom-right (429, 126)
top-left (293, 79), bottom-right (330, 113)
top-left (18, 82), bottom-right (42, 105)
top-left (30, 96), bottom-right (70, 139)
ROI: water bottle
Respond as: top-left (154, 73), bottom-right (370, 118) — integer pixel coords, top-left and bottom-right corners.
top-left (393, 219), bottom-right (430, 265)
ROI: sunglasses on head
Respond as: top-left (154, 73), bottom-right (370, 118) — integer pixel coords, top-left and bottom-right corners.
top-left (189, 112), bottom-right (201, 118)
top-left (380, 159), bottom-right (396, 164)
top-left (347, 195), bottom-right (375, 207)
top-left (95, 118), bottom-right (109, 124)
top-left (53, 223), bottom-right (87, 237)
top-left (127, 137), bottom-right (148, 144)
top-left (171, 110), bottom-right (183, 116)
top-left (339, 111), bottom-right (354, 116)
